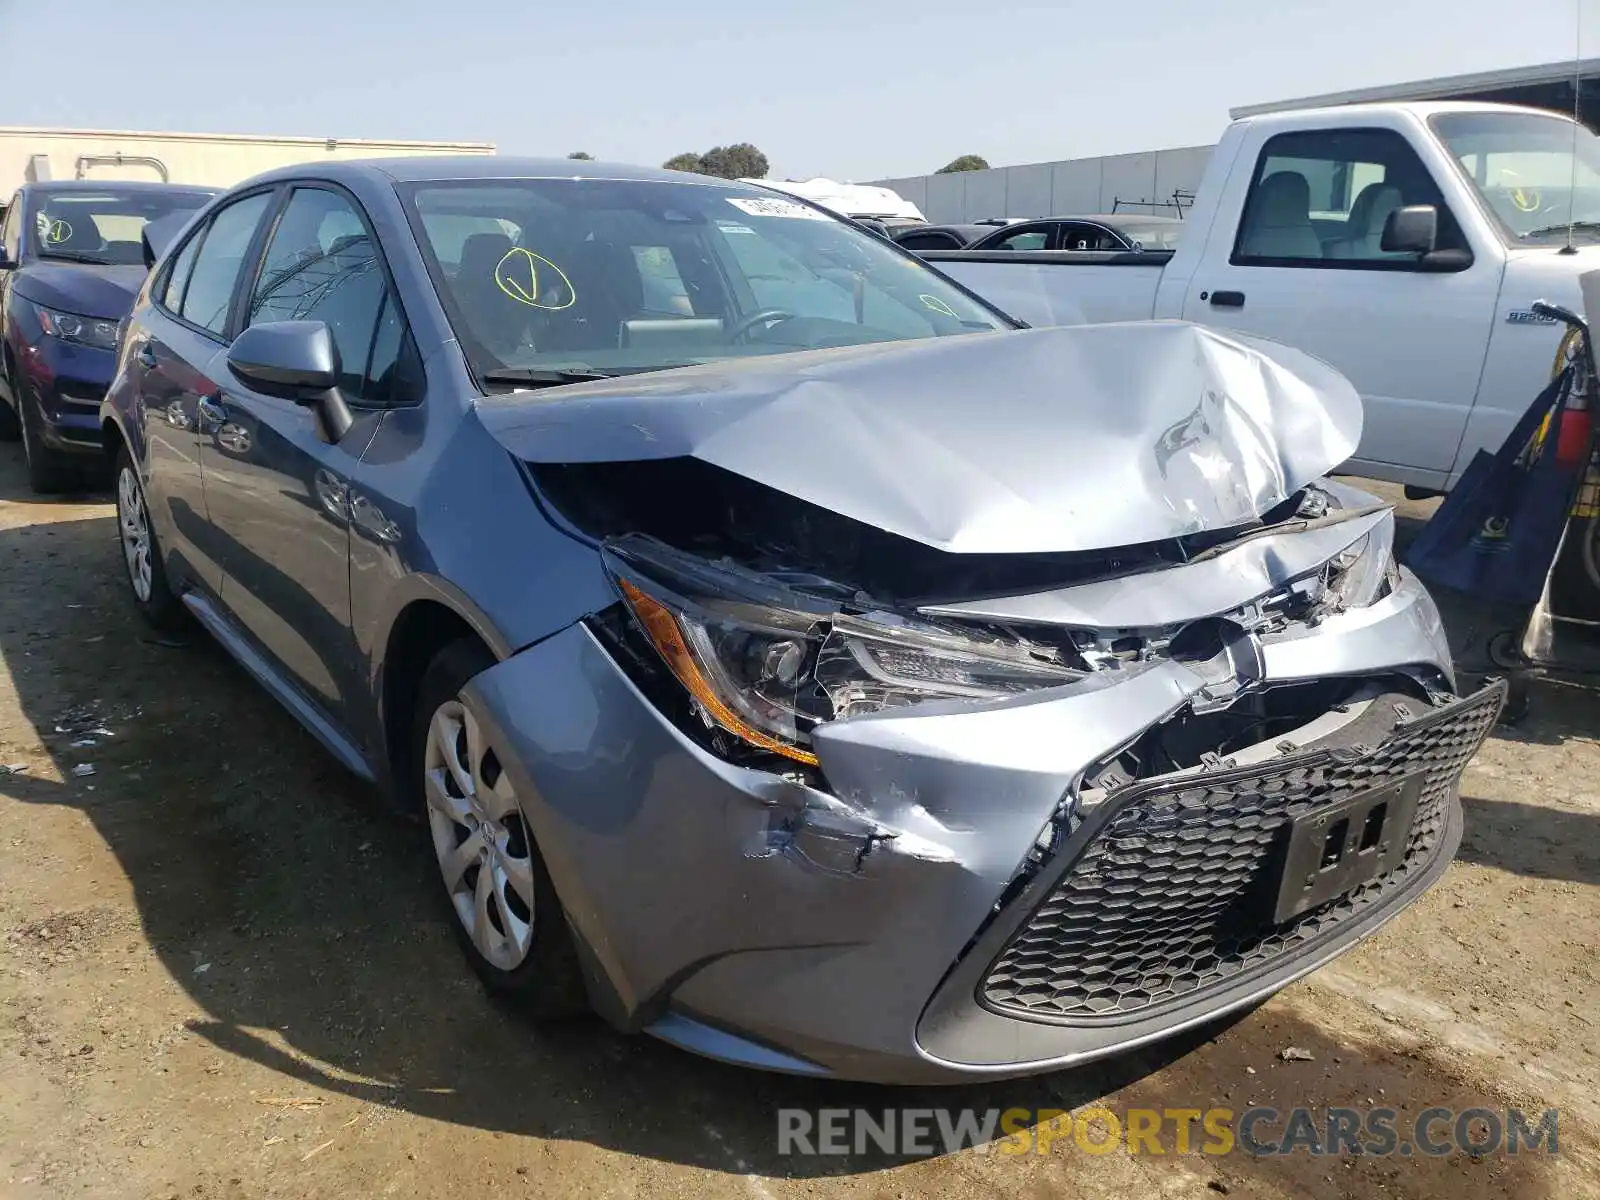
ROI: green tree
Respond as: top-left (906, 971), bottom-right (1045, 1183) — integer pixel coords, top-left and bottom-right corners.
top-left (697, 143), bottom-right (770, 180)
top-left (662, 143), bottom-right (770, 179)
top-left (935, 154), bottom-right (990, 174)
top-left (567, 151), bottom-right (594, 160)
top-left (662, 152), bottom-right (703, 172)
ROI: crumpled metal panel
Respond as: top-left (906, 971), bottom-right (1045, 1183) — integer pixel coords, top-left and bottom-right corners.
top-left (920, 508), bottom-right (1391, 628)
top-left (477, 321), bottom-right (1362, 554)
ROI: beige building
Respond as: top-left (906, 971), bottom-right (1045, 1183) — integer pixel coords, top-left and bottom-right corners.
top-left (0, 126), bottom-right (495, 196)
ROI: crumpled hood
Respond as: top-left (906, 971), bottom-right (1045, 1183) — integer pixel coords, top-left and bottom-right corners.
top-left (478, 321), bottom-right (1362, 554)
top-left (12, 262), bottom-right (146, 320)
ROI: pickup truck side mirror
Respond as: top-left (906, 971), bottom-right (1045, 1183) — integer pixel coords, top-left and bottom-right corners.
top-left (1380, 205), bottom-right (1472, 272)
top-left (1381, 205), bottom-right (1438, 255)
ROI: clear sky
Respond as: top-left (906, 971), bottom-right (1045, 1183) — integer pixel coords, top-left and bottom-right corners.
top-left (0, 0), bottom-right (1592, 181)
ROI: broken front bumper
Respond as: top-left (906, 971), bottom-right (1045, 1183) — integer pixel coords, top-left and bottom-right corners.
top-left (462, 568), bottom-right (1495, 1084)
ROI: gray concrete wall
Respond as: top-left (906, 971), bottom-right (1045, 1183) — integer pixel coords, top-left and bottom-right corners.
top-left (874, 144), bottom-right (1214, 224)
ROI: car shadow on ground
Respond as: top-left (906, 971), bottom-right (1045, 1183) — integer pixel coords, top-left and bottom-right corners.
top-left (0, 454), bottom-right (1575, 1193)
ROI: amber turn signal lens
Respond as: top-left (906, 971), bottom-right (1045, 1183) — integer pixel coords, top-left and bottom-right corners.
top-left (618, 578), bottom-right (821, 766)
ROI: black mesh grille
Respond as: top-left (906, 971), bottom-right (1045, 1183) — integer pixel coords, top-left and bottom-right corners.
top-left (980, 684), bottom-right (1503, 1024)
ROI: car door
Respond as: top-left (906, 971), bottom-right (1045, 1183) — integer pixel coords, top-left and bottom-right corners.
top-left (133, 190), bottom-right (276, 594)
top-left (198, 184), bottom-right (404, 722)
top-left (1179, 126), bottom-right (1500, 480)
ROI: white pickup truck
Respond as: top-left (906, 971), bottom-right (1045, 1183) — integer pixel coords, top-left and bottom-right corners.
top-left (927, 101), bottom-right (1600, 493)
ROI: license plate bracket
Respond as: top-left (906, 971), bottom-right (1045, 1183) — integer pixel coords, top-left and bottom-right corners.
top-left (1273, 775), bottom-right (1424, 924)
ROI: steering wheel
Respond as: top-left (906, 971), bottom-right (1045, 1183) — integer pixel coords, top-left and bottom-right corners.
top-left (728, 309), bottom-right (796, 342)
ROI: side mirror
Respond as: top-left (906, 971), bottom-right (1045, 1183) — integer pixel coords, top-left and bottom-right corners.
top-left (141, 212), bottom-right (191, 271)
top-left (855, 218), bottom-right (891, 240)
top-left (1381, 205), bottom-right (1438, 255)
top-left (227, 320), bottom-right (353, 442)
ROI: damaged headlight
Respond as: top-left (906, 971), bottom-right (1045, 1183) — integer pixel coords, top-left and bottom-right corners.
top-left (1319, 512), bottom-right (1401, 613)
top-left (605, 539), bottom-right (1083, 766)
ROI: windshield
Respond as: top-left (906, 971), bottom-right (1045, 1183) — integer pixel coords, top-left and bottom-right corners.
top-left (1431, 111), bottom-right (1600, 244)
top-left (29, 188), bottom-right (213, 265)
top-left (401, 178), bottom-right (1011, 379)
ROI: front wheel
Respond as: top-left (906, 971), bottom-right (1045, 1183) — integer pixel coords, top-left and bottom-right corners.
top-left (114, 446), bottom-right (186, 631)
top-left (411, 639), bottom-right (587, 1017)
top-left (19, 394), bottom-right (79, 494)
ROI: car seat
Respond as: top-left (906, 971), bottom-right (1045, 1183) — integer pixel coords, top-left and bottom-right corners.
top-left (1238, 172), bottom-right (1322, 259)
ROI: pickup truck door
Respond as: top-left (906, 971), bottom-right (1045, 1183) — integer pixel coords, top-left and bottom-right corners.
top-left (1178, 124), bottom-right (1500, 485)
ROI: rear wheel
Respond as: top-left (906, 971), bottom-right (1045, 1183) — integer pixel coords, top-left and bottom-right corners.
top-left (411, 639), bottom-right (587, 1017)
top-left (114, 446), bottom-right (186, 631)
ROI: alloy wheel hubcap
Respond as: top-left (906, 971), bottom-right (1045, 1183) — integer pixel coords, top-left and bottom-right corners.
top-left (116, 466), bottom-right (153, 603)
top-left (424, 700), bottom-right (536, 970)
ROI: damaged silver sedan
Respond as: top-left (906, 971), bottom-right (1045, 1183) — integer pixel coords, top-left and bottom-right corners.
top-left (107, 159), bottom-right (1502, 1084)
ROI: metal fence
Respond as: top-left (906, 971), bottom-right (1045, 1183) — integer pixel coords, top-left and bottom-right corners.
top-left (870, 144), bottom-right (1214, 224)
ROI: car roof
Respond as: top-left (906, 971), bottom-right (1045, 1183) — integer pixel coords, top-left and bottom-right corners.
top-left (237, 155), bottom-right (760, 189)
top-left (23, 179), bottom-right (215, 195)
top-left (896, 223), bottom-right (991, 238)
top-left (1023, 214), bottom-right (1184, 226)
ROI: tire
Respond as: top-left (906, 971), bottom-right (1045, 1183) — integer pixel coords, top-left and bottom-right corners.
top-left (0, 352), bottom-right (20, 443)
top-left (410, 638), bottom-right (587, 1017)
top-left (113, 445), bottom-right (187, 632)
top-left (18, 391), bottom-right (80, 495)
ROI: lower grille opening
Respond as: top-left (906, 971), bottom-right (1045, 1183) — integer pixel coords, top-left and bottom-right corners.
top-left (978, 681), bottom-right (1503, 1025)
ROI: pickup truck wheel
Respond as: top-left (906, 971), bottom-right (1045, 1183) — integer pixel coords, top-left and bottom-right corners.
top-left (412, 639), bottom-right (587, 1018)
top-left (114, 447), bottom-right (186, 632)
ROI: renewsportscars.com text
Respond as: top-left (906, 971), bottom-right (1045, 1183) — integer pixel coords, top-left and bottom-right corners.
top-left (777, 1106), bottom-right (1559, 1158)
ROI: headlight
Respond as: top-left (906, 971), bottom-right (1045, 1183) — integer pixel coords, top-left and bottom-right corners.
top-left (36, 306), bottom-right (119, 351)
top-left (1320, 512), bottom-right (1400, 612)
top-left (606, 539), bottom-right (1083, 765)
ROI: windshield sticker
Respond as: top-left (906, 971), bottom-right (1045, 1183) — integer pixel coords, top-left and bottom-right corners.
top-left (919, 294), bottom-right (959, 318)
top-left (716, 221), bottom-right (757, 235)
top-left (38, 215), bottom-right (72, 244)
top-left (495, 247), bottom-right (576, 310)
top-left (725, 197), bottom-right (830, 221)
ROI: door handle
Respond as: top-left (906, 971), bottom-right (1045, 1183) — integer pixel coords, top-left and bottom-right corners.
top-left (136, 344), bottom-right (157, 369)
top-left (196, 395), bottom-right (226, 434)
top-left (1209, 290), bottom-right (1246, 309)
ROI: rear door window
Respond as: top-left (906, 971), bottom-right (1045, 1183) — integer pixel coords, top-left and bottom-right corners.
top-left (180, 192), bottom-right (273, 335)
top-left (161, 233), bottom-right (203, 312)
top-left (989, 226), bottom-right (1050, 250)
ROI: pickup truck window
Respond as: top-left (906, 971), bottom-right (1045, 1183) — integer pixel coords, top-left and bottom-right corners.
top-left (1234, 128), bottom-right (1463, 268)
top-left (1431, 110), bottom-right (1600, 245)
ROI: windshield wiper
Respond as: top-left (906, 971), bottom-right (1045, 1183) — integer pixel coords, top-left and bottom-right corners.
top-left (38, 249), bottom-right (112, 265)
top-left (1522, 220), bottom-right (1600, 239)
top-left (480, 367), bottom-right (619, 390)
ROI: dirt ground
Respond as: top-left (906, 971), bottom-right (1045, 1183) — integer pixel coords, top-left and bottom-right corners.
top-left (0, 447), bottom-right (1596, 1200)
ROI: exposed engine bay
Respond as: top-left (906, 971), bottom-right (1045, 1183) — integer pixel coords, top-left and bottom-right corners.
top-left (533, 453), bottom-right (1409, 778)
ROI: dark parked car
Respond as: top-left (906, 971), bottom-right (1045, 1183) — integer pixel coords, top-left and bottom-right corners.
top-left (888, 223), bottom-right (994, 251)
top-left (103, 157), bottom-right (1497, 1083)
top-left (0, 180), bottom-right (215, 491)
top-left (968, 214), bottom-right (1185, 252)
